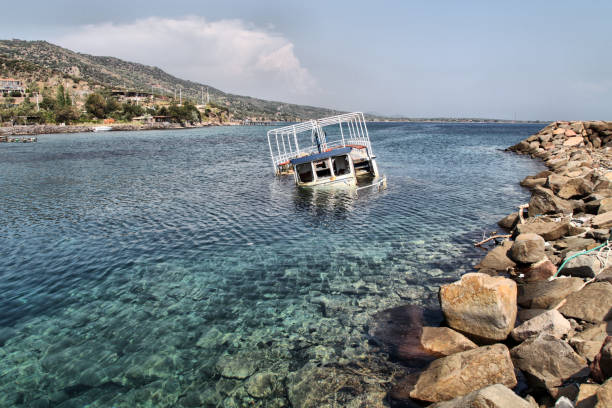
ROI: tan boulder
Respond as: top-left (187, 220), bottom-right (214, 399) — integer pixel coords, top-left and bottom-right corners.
top-left (528, 186), bottom-right (573, 217)
top-left (474, 240), bottom-right (515, 271)
top-left (596, 378), bottom-right (612, 407)
top-left (592, 211), bottom-right (612, 229)
top-left (516, 218), bottom-right (570, 241)
top-left (440, 273), bottom-right (517, 341)
top-left (598, 197), bottom-right (612, 214)
top-left (553, 128), bottom-right (566, 135)
top-left (575, 383), bottom-right (599, 408)
top-left (420, 327), bottom-right (478, 358)
top-left (511, 309), bottom-right (571, 341)
top-left (564, 136), bottom-right (583, 146)
top-left (559, 282), bottom-right (612, 322)
top-left (565, 129), bottom-right (577, 137)
top-left (428, 384), bottom-right (531, 408)
top-left (511, 334), bottom-right (589, 391)
top-left (517, 277), bottom-right (585, 309)
top-left (558, 177), bottom-right (594, 199)
top-left (509, 233), bottom-right (546, 264)
top-left (410, 344), bottom-right (517, 402)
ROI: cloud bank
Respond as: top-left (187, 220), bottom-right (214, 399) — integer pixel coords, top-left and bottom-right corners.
top-left (55, 16), bottom-right (318, 102)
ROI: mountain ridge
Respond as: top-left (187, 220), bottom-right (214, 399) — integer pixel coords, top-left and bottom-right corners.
top-left (0, 39), bottom-right (343, 120)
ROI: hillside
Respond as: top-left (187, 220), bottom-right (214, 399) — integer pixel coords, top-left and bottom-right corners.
top-left (0, 39), bottom-right (342, 120)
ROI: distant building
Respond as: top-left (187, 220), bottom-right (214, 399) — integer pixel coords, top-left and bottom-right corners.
top-left (0, 78), bottom-right (25, 93)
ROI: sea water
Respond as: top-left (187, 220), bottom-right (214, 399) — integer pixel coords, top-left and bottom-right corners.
top-left (0, 122), bottom-right (544, 406)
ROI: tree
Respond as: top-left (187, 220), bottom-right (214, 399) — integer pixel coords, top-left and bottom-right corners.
top-left (85, 93), bottom-right (106, 118)
top-left (56, 84), bottom-right (67, 107)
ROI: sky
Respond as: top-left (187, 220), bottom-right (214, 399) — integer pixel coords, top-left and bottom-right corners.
top-left (2, 0), bottom-right (611, 120)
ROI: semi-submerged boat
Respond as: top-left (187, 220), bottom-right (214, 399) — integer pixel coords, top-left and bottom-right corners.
top-left (267, 112), bottom-right (386, 189)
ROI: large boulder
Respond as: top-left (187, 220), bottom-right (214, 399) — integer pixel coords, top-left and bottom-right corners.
top-left (474, 241), bottom-right (515, 271)
top-left (440, 273), bottom-right (517, 342)
top-left (409, 344), bottom-right (517, 402)
top-left (428, 384), bottom-right (532, 408)
top-left (420, 327), bottom-right (478, 358)
top-left (595, 378), bottom-right (612, 408)
top-left (558, 177), bottom-right (594, 200)
top-left (559, 251), bottom-right (602, 278)
top-left (598, 198), bottom-right (612, 214)
top-left (517, 277), bottom-right (584, 309)
top-left (528, 186), bottom-right (574, 217)
top-left (498, 212), bottom-right (519, 230)
top-left (516, 218), bottom-right (570, 241)
top-left (511, 334), bottom-right (589, 391)
top-left (509, 233), bottom-right (546, 264)
top-left (559, 282), bottom-right (612, 322)
top-left (511, 310), bottom-right (571, 342)
top-left (564, 136), bottom-right (583, 147)
top-left (592, 211), bottom-right (612, 229)
top-left (569, 323), bottom-right (608, 362)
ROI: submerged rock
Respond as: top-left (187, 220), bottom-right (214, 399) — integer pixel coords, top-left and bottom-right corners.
top-left (428, 384), bottom-right (532, 408)
top-left (440, 273), bottom-right (517, 342)
top-left (367, 304), bottom-right (435, 365)
top-left (511, 334), bottom-right (589, 391)
top-left (419, 326), bottom-right (477, 358)
top-left (216, 354), bottom-right (259, 379)
top-left (409, 344), bottom-right (517, 402)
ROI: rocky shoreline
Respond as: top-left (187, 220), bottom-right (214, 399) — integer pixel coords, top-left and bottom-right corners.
top-left (372, 121), bottom-right (612, 408)
top-left (0, 122), bottom-right (225, 136)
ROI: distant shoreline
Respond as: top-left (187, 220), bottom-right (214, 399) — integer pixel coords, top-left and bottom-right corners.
top-left (0, 120), bottom-right (547, 137)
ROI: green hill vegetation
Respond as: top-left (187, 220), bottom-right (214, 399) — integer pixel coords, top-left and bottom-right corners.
top-left (0, 39), bottom-right (343, 124)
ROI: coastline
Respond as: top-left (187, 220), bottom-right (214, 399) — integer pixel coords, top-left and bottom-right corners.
top-left (382, 120), bottom-right (612, 407)
top-left (0, 121), bottom-right (242, 137)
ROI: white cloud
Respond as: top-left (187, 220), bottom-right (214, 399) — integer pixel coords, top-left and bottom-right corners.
top-left (54, 16), bottom-right (318, 101)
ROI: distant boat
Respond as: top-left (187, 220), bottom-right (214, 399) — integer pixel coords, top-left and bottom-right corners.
top-left (267, 112), bottom-right (386, 190)
top-left (93, 126), bottom-right (112, 132)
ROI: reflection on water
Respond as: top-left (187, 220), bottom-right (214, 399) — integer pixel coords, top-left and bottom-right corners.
top-left (0, 123), bottom-right (545, 406)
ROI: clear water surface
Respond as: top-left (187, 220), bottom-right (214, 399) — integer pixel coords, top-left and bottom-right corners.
top-left (0, 122), bottom-right (544, 407)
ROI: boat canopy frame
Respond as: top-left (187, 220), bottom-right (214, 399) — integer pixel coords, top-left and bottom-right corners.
top-left (267, 112), bottom-right (373, 174)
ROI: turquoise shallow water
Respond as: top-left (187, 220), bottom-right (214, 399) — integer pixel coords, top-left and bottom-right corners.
top-left (0, 123), bottom-right (544, 406)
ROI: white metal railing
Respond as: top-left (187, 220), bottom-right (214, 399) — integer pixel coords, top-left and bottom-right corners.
top-left (267, 112), bottom-right (373, 174)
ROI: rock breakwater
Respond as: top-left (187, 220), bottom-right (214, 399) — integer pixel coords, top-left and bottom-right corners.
top-left (386, 121), bottom-right (612, 407)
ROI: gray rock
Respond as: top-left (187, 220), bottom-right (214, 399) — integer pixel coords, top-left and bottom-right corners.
top-left (511, 310), bottom-right (571, 342)
top-left (510, 233), bottom-right (546, 264)
top-left (511, 334), bottom-right (589, 391)
top-left (559, 282), bottom-right (612, 322)
top-left (429, 384), bottom-right (532, 408)
top-left (498, 212), bottom-right (519, 230)
top-left (517, 218), bottom-right (571, 241)
top-left (595, 267), bottom-right (612, 284)
top-left (528, 186), bottom-right (574, 217)
top-left (517, 278), bottom-right (585, 309)
top-left (216, 354), bottom-right (259, 379)
top-left (560, 251), bottom-right (602, 278)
